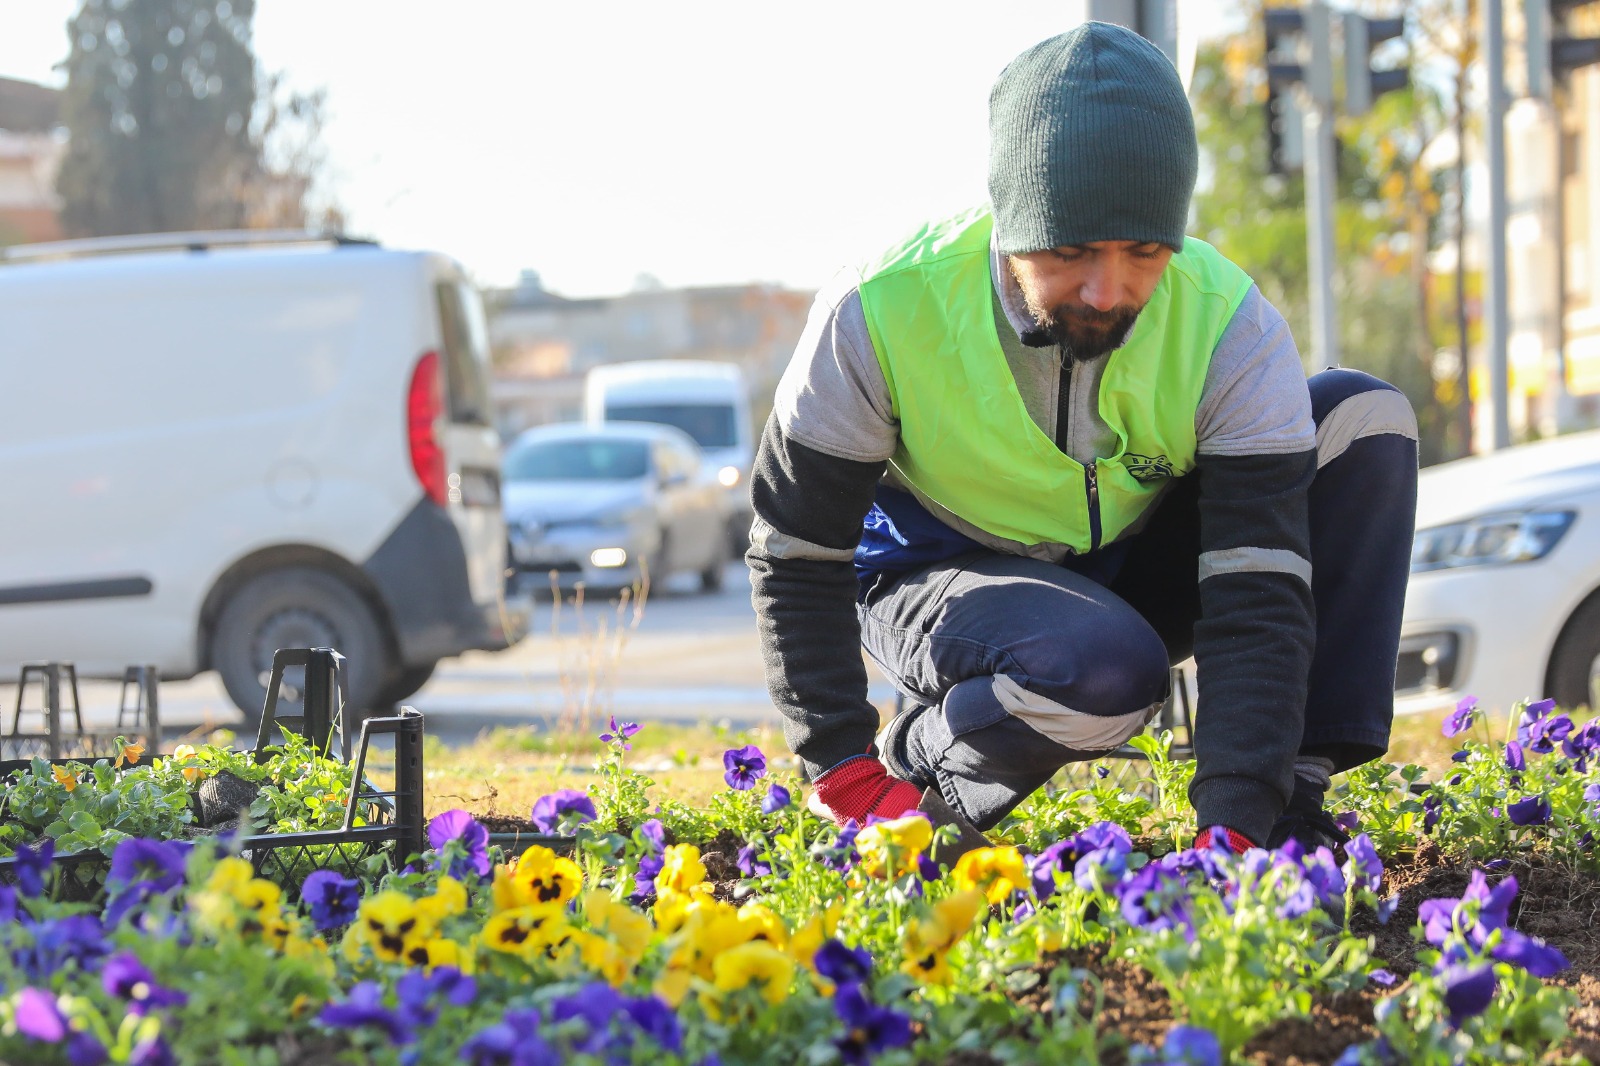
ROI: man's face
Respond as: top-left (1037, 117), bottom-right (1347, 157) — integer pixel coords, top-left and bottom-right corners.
top-left (1008, 241), bottom-right (1174, 361)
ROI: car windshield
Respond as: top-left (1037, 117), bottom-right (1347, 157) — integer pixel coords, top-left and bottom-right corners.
top-left (503, 439), bottom-right (650, 481)
top-left (606, 403), bottom-right (737, 449)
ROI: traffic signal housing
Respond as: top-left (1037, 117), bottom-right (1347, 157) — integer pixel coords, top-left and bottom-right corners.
top-left (1343, 12), bottom-right (1409, 116)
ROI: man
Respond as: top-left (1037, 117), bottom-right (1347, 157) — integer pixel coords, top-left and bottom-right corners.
top-left (748, 23), bottom-right (1417, 856)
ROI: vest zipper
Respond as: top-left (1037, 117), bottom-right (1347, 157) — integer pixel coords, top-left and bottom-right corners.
top-left (1085, 461), bottom-right (1102, 551)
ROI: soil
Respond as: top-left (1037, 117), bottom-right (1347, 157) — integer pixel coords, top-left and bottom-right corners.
top-left (472, 813), bottom-right (1600, 1065)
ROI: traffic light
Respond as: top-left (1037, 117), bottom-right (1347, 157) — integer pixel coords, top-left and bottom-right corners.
top-left (1343, 12), bottom-right (1409, 116)
top-left (1526, 0), bottom-right (1600, 101)
top-left (1264, 7), bottom-right (1308, 174)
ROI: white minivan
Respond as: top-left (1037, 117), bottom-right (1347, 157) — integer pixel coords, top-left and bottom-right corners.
top-left (0, 230), bottom-right (527, 719)
top-left (583, 359), bottom-right (754, 557)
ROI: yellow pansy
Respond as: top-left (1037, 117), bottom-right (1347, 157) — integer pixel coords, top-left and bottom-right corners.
top-left (204, 857), bottom-right (256, 898)
top-left (567, 928), bottom-right (632, 986)
top-left (671, 901), bottom-right (747, 981)
top-left (416, 876), bottom-right (468, 925)
top-left (855, 813), bottom-right (934, 879)
top-left (52, 765), bottom-right (78, 791)
top-left (170, 743), bottom-right (207, 783)
top-left (657, 844), bottom-right (707, 893)
top-left (712, 940), bottom-right (795, 1004)
top-left (952, 846), bottom-right (1028, 905)
top-left (349, 890), bottom-right (428, 964)
top-left (652, 884), bottom-right (713, 935)
top-left (118, 741), bottom-right (146, 767)
top-left (654, 967), bottom-right (693, 1008)
top-left (582, 890), bottom-right (653, 962)
top-left (900, 889), bottom-right (986, 985)
top-left (735, 902), bottom-right (788, 948)
top-left (788, 902), bottom-right (843, 972)
top-left (493, 847), bottom-right (583, 910)
top-left (482, 903), bottom-right (567, 957)
top-left (406, 936), bottom-right (472, 972)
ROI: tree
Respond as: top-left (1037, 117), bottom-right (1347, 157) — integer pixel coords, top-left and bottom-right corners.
top-left (1189, 1), bottom-right (1476, 465)
top-left (55, 0), bottom-right (338, 237)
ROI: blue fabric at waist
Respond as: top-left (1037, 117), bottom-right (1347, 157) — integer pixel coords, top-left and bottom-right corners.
top-left (854, 486), bottom-right (1129, 596)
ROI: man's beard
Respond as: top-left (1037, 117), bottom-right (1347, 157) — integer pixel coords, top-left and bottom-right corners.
top-left (1026, 301), bottom-right (1142, 363)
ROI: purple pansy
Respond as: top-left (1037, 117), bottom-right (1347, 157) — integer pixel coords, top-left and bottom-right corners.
top-left (599, 715), bottom-right (642, 750)
top-left (551, 981), bottom-right (627, 1055)
top-left (1440, 964), bottom-right (1496, 1027)
top-left (1524, 713), bottom-right (1573, 755)
top-left (13, 839), bottom-right (55, 898)
top-left (107, 838), bottom-right (189, 894)
top-left (1507, 795), bottom-right (1551, 826)
top-left (1505, 741), bottom-right (1526, 772)
top-left (1162, 1025), bottom-right (1223, 1066)
top-left (300, 870), bottom-right (362, 931)
top-left (1369, 968), bottom-right (1398, 987)
top-left (1420, 871), bottom-right (1568, 977)
top-left (319, 982), bottom-right (414, 1045)
top-left (722, 745), bottom-right (768, 791)
top-left (1118, 863), bottom-right (1196, 937)
top-left (529, 789), bottom-right (597, 834)
top-left (833, 982), bottom-right (913, 1065)
top-left (736, 842), bottom-right (771, 878)
top-left (761, 782), bottom-right (792, 814)
top-left (1344, 834), bottom-right (1383, 895)
top-left (1442, 696), bottom-right (1478, 738)
top-left (460, 1008), bottom-right (555, 1066)
top-left (1300, 847), bottom-right (1348, 912)
top-left (428, 810), bottom-right (492, 880)
top-left (814, 939), bottom-right (874, 987)
top-left (395, 967), bottom-right (476, 1027)
top-left (623, 994), bottom-right (683, 1053)
top-left (13, 915), bottom-right (110, 982)
top-left (13, 986), bottom-right (67, 1042)
top-left (101, 952), bottom-right (186, 1015)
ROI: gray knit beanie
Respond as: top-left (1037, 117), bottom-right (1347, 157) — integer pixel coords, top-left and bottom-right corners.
top-left (988, 22), bottom-right (1197, 254)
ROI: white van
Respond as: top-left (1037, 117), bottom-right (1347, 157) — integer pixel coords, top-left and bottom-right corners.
top-left (0, 230), bottom-right (527, 719)
top-left (583, 359), bottom-right (754, 556)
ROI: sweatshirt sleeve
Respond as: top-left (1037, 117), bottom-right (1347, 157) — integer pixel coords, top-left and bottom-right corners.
top-left (747, 275), bottom-right (896, 780)
top-left (1185, 287), bottom-right (1319, 845)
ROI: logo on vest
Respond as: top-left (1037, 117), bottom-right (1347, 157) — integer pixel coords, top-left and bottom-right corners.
top-left (1123, 454), bottom-right (1174, 483)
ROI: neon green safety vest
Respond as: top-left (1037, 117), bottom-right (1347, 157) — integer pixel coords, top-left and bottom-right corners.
top-left (856, 208), bottom-right (1254, 552)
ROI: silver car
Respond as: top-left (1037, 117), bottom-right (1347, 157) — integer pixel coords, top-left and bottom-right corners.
top-left (503, 422), bottom-right (731, 595)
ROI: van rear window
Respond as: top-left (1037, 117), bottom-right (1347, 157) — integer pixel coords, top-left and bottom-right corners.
top-left (435, 281), bottom-right (492, 425)
top-left (606, 403), bottom-right (736, 449)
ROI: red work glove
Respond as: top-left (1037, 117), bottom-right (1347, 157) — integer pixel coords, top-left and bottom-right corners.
top-left (811, 757), bottom-right (923, 825)
top-left (1194, 825), bottom-right (1256, 854)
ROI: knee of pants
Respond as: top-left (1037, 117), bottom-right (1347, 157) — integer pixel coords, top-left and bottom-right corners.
top-left (1020, 621), bottom-right (1171, 722)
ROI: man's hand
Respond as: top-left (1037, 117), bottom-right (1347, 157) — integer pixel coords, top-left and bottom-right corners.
top-left (1193, 825), bottom-right (1256, 855)
top-left (810, 756), bottom-right (923, 825)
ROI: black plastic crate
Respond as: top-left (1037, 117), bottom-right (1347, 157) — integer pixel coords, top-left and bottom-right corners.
top-left (0, 648), bottom-right (425, 901)
top-left (3, 661), bottom-right (161, 763)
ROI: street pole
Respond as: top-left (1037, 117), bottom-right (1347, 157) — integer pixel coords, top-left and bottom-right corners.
top-left (1485, 0), bottom-right (1513, 450)
top-left (1301, 2), bottom-right (1339, 373)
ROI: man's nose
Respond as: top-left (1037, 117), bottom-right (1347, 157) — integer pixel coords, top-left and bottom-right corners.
top-left (1078, 264), bottom-right (1123, 312)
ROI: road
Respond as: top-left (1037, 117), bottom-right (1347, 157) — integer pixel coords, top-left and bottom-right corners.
top-left (0, 563), bottom-right (900, 748)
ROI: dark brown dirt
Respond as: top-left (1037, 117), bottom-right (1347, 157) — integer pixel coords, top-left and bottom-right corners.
top-left (1237, 992), bottom-right (1376, 1066)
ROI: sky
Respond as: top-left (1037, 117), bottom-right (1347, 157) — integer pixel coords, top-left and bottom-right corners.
top-left (0, 1), bottom-right (1237, 297)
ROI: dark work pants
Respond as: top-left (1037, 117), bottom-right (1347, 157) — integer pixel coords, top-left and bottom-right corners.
top-left (858, 369), bottom-right (1419, 830)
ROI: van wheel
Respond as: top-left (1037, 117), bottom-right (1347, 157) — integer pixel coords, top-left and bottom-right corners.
top-left (375, 661), bottom-right (438, 709)
top-left (211, 567), bottom-right (390, 724)
top-left (699, 559), bottom-right (726, 594)
top-left (1548, 596), bottom-right (1600, 712)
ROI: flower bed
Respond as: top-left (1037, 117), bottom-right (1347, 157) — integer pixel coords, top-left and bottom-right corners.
top-left (0, 699), bottom-right (1596, 1065)
top-left (0, 710), bottom-right (424, 898)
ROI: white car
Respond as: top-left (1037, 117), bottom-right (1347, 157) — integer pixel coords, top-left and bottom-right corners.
top-left (503, 422), bottom-right (731, 595)
top-left (0, 230), bottom-right (527, 719)
top-left (1396, 428), bottom-right (1600, 719)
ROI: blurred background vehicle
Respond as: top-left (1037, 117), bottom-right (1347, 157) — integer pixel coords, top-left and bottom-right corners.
top-left (1396, 428), bottom-right (1600, 719)
top-left (503, 421), bottom-right (730, 596)
top-left (583, 360), bottom-right (755, 559)
top-left (0, 230), bottom-right (527, 722)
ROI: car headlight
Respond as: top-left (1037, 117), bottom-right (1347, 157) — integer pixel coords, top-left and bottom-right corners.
top-left (717, 465), bottom-right (742, 488)
top-left (1411, 510), bottom-right (1576, 574)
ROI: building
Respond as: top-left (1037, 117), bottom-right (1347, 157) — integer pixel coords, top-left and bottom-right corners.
top-left (487, 270), bottom-right (813, 440)
top-left (0, 76), bottom-right (65, 245)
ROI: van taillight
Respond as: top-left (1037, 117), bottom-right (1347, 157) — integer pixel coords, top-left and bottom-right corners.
top-left (407, 351), bottom-right (448, 506)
